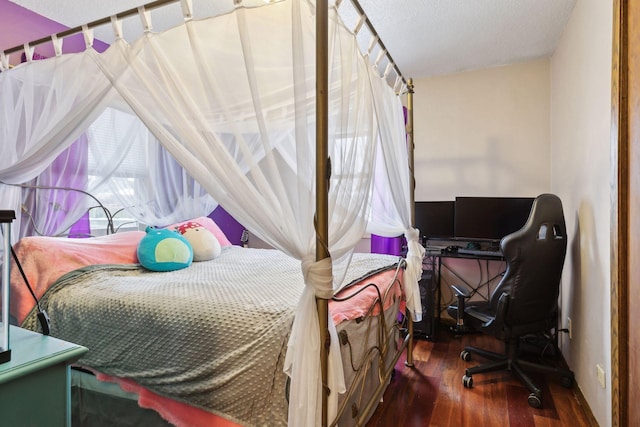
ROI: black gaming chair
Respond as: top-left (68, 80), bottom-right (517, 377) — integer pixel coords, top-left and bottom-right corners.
top-left (446, 193), bottom-right (574, 408)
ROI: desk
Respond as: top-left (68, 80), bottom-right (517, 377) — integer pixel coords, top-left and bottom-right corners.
top-left (0, 326), bottom-right (88, 426)
top-left (424, 247), bottom-right (506, 331)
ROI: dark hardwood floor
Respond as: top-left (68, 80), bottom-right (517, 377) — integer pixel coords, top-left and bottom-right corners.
top-left (367, 326), bottom-right (596, 427)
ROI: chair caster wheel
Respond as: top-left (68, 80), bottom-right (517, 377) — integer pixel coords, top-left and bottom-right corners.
top-left (463, 375), bottom-right (473, 388)
top-left (561, 375), bottom-right (574, 388)
top-left (460, 350), bottom-right (471, 361)
top-left (528, 392), bottom-right (542, 408)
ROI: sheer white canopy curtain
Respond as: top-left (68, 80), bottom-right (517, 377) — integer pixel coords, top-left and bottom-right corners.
top-left (0, 0), bottom-right (421, 425)
top-left (0, 55), bottom-right (217, 237)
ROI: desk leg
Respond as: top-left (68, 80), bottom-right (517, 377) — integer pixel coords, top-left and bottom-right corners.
top-left (437, 257), bottom-right (442, 337)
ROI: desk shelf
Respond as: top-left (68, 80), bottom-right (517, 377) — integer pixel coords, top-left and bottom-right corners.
top-left (423, 245), bottom-right (507, 335)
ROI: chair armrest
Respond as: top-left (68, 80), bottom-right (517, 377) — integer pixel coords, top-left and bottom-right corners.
top-left (484, 292), bottom-right (509, 330)
top-left (451, 284), bottom-right (471, 298)
top-left (450, 284), bottom-right (472, 333)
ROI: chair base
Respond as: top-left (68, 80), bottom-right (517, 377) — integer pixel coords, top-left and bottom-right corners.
top-left (460, 339), bottom-right (575, 408)
top-left (448, 323), bottom-right (479, 336)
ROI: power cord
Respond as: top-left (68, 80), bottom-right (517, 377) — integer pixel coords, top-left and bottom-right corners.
top-left (9, 246), bottom-right (50, 335)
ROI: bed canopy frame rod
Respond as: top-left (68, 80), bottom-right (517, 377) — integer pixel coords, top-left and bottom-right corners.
top-left (316, 0), bottom-right (331, 425)
top-left (341, 0), bottom-right (409, 89)
top-left (405, 78), bottom-right (416, 367)
top-left (3, 0), bottom-right (410, 92)
top-left (2, 0), bottom-right (182, 57)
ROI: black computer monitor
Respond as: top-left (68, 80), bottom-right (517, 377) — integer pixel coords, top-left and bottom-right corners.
top-left (454, 196), bottom-right (534, 242)
top-left (414, 201), bottom-right (455, 241)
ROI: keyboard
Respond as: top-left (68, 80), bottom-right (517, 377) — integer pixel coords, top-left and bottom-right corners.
top-left (456, 248), bottom-right (503, 257)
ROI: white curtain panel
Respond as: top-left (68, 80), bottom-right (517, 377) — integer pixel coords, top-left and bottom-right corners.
top-left (0, 52), bottom-right (112, 235)
top-left (85, 106), bottom-right (218, 227)
top-left (366, 67), bottom-right (425, 322)
top-left (0, 0), bottom-right (421, 424)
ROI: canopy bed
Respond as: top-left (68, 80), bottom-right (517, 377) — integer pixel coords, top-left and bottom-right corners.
top-left (0, 0), bottom-right (423, 426)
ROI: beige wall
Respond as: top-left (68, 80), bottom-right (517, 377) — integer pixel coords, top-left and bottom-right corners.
top-left (412, 20), bottom-right (614, 423)
top-left (411, 59), bottom-right (554, 314)
top-left (550, 0), bottom-right (613, 425)
top-left (413, 58), bottom-right (551, 202)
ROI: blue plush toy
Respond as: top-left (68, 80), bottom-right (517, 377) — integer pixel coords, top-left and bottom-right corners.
top-left (137, 226), bottom-right (193, 272)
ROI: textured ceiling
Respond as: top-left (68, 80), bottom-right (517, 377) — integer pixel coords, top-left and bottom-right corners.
top-left (7, 0), bottom-right (576, 78)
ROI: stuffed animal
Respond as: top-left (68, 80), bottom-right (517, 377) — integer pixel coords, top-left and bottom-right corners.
top-left (137, 226), bottom-right (193, 271)
top-left (175, 221), bottom-right (221, 261)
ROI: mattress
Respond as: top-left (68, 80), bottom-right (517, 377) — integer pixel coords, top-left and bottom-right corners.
top-left (20, 245), bottom-right (403, 426)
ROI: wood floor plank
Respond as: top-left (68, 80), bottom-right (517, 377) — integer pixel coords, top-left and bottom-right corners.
top-left (366, 327), bottom-right (594, 427)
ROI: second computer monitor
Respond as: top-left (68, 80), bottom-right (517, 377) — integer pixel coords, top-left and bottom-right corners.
top-left (454, 196), bottom-right (534, 242)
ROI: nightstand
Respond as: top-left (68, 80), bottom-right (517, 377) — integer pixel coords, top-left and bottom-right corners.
top-left (0, 326), bottom-right (88, 427)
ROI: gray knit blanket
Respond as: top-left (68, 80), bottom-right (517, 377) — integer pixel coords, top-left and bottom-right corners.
top-left (22, 246), bottom-right (399, 426)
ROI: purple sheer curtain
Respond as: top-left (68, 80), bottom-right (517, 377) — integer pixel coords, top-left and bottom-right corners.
top-left (20, 135), bottom-right (91, 238)
top-left (49, 134), bottom-right (89, 235)
top-left (370, 234), bottom-right (403, 255)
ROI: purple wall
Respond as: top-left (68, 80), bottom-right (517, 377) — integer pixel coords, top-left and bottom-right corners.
top-left (208, 206), bottom-right (245, 246)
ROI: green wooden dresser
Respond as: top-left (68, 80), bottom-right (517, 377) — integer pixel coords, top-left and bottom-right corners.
top-left (0, 326), bottom-right (88, 427)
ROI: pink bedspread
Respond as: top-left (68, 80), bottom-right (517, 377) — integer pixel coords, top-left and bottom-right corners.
top-left (10, 231), bottom-right (145, 324)
top-left (331, 268), bottom-right (403, 324)
top-left (94, 371), bottom-right (243, 427)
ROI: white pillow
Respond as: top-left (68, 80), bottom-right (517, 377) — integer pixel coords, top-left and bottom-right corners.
top-left (175, 221), bottom-right (222, 261)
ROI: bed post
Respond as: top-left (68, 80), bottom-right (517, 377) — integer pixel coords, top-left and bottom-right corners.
top-left (405, 78), bottom-right (416, 367)
top-left (315, 0), bottom-right (330, 426)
